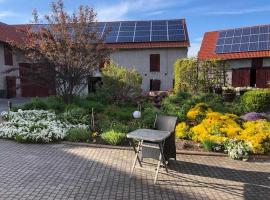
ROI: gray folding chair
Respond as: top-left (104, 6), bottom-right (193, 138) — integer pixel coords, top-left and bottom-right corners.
top-left (141, 115), bottom-right (177, 162)
top-left (139, 115), bottom-right (177, 183)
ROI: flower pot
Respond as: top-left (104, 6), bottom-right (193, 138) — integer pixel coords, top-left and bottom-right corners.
top-left (223, 92), bottom-right (236, 102)
top-left (239, 90), bottom-right (247, 95)
top-left (213, 87), bottom-right (222, 95)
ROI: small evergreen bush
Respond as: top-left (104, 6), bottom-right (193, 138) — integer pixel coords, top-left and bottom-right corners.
top-left (22, 97), bottom-right (48, 110)
top-left (101, 130), bottom-right (126, 145)
top-left (241, 90), bottom-right (270, 112)
top-left (66, 128), bottom-right (90, 142)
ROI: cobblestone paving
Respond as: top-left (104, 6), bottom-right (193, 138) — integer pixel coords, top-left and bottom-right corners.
top-left (0, 140), bottom-right (269, 200)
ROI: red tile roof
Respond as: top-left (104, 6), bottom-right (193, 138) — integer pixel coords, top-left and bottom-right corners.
top-left (0, 22), bottom-right (23, 43)
top-left (198, 31), bottom-right (270, 60)
top-left (107, 41), bottom-right (190, 49)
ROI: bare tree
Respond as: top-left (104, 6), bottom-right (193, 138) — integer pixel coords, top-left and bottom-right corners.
top-left (11, 0), bottom-right (110, 103)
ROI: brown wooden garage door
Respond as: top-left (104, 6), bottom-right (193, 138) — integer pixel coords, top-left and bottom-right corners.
top-left (19, 63), bottom-right (56, 97)
top-left (232, 68), bottom-right (250, 87)
top-left (256, 68), bottom-right (270, 88)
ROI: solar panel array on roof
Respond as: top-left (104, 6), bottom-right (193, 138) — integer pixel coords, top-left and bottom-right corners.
top-left (98, 19), bottom-right (186, 43)
top-left (215, 25), bottom-right (270, 54)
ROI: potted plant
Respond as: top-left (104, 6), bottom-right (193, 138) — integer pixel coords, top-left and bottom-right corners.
top-left (213, 86), bottom-right (223, 94)
top-left (222, 86), bottom-right (236, 102)
top-left (235, 87), bottom-right (248, 95)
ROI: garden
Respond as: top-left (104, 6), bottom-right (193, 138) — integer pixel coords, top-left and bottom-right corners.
top-left (0, 59), bottom-right (270, 161)
top-left (0, 58), bottom-right (270, 159)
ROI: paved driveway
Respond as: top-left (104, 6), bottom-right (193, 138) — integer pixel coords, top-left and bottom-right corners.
top-left (0, 97), bottom-right (32, 113)
top-left (0, 140), bottom-right (269, 200)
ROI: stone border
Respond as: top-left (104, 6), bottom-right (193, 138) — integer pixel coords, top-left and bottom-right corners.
top-left (62, 141), bottom-right (227, 157)
top-left (176, 150), bottom-right (227, 157)
top-left (62, 141), bottom-right (270, 160)
top-left (62, 141), bottom-right (131, 150)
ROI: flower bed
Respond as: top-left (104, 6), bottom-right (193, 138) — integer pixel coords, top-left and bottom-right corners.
top-left (0, 110), bottom-right (88, 143)
top-left (176, 103), bottom-right (270, 160)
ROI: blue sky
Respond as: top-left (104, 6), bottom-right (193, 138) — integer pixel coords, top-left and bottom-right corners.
top-left (0, 0), bottom-right (270, 56)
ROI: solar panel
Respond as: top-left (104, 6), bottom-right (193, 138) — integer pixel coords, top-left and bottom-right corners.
top-left (117, 36), bottom-right (134, 42)
top-left (99, 19), bottom-right (187, 43)
top-left (134, 36), bottom-right (150, 42)
top-left (30, 19), bottom-right (188, 44)
top-left (169, 34), bottom-right (185, 41)
top-left (215, 25), bottom-right (270, 53)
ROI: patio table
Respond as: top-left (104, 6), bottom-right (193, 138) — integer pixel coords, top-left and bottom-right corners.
top-left (127, 129), bottom-right (171, 184)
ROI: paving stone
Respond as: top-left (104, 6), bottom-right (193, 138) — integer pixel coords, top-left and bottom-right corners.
top-left (0, 139), bottom-right (269, 199)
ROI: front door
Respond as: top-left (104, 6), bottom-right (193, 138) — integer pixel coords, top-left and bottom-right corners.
top-left (6, 76), bottom-right (16, 98)
top-left (150, 79), bottom-right (161, 91)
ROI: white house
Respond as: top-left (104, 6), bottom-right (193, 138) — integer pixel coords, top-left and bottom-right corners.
top-left (0, 19), bottom-right (190, 97)
top-left (198, 24), bottom-right (270, 88)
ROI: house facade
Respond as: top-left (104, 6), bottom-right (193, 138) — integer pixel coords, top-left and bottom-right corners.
top-left (198, 24), bottom-right (270, 88)
top-left (110, 45), bottom-right (188, 91)
top-left (0, 23), bottom-right (22, 98)
top-left (0, 19), bottom-right (189, 97)
top-left (103, 19), bottom-right (190, 92)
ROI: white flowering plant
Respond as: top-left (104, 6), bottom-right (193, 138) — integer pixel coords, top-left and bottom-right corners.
top-left (224, 139), bottom-right (251, 160)
top-left (0, 110), bottom-right (88, 143)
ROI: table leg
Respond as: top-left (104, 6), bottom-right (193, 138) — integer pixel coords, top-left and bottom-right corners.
top-left (130, 140), bottom-right (142, 167)
top-left (129, 140), bottom-right (142, 178)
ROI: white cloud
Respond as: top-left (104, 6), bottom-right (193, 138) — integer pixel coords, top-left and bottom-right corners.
top-left (207, 6), bottom-right (270, 15)
top-left (97, 2), bottom-right (129, 21)
top-left (144, 10), bottom-right (165, 17)
top-left (96, 0), bottom-right (190, 21)
top-left (188, 37), bottom-right (202, 58)
top-left (0, 11), bottom-right (16, 19)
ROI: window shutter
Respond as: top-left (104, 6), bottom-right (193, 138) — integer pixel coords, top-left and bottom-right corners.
top-left (150, 54), bottom-right (160, 72)
top-left (4, 44), bottom-right (13, 66)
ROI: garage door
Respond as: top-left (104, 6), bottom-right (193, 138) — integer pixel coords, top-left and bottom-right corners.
top-left (256, 68), bottom-right (270, 88)
top-left (19, 63), bottom-right (56, 97)
top-left (232, 68), bottom-right (250, 87)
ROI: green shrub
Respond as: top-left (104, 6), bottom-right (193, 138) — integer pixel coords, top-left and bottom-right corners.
top-left (66, 128), bottom-right (90, 142)
top-left (15, 134), bottom-right (29, 143)
top-left (202, 140), bottom-right (224, 152)
top-left (22, 97), bottom-right (48, 110)
top-left (142, 103), bottom-right (161, 128)
top-left (101, 130), bottom-right (126, 145)
top-left (174, 58), bottom-right (228, 94)
top-left (104, 105), bottom-right (134, 121)
top-left (229, 96), bottom-right (245, 115)
top-left (46, 96), bottom-right (65, 112)
top-left (80, 100), bottom-right (106, 112)
top-left (162, 92), bottom-right (230, 121)
top-left (61, 108), bottom-right (89, 125)
top-left (100, 62), bottom-right (142, 103)
top-left (65, 104), bottom-right (80, 111)
top-left (86, 92), bottom-right (109, 105)
top-left (194, 93), bottom-right (230, 113)
top-left (241, 90), bottom-right (270, 112)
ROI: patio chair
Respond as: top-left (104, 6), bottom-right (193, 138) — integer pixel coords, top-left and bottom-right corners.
top-left (140, 115), bottom-right (178, 162)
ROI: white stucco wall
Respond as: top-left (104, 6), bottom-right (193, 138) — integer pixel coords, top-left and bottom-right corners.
top-left (226, 58), bottom-right (270, 69)
top-left (0, 42), bottom-right (20, 96)
top-left (226, 59), bottom-right (252, 69)
top-left (110, 47), bottom-right (188, 91)
top-left (263, 58), bottom-right (270, 67)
